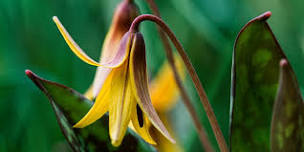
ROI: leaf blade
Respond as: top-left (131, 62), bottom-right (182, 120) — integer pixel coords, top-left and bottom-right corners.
top-left (230, 11), bottom-right (287, 151)
top-left (270, 59), bottom-right (304, 151)
top-left (26, 70), bottom-right (155, 152)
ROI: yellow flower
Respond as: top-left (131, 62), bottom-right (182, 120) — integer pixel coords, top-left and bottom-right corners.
top-left (52, 15), bottom-right (175, 146)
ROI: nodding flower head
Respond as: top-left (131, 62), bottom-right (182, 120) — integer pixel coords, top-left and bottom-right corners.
top-left (88, 31), bottom-right (175, 146)
top-left (52, 15), bottom-right (175, 146)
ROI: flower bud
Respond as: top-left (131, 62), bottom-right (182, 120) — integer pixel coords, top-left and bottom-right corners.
top-left (89, 1), bottom-right (140, 98)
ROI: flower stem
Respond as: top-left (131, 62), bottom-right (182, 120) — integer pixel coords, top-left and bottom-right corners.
top-left (144, 1), bottom-right (214, 152)
top-left (125, 0), bottom-right (133, 3)
top-left (130, 14), bottom-right (229, 152)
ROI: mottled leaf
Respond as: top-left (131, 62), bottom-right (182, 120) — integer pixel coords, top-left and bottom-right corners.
top-left (271, 59), bottom-right (304, 151)
top-left (26, 70), bottom-right (155, 152)
top-left (230, 11), bottom-right (287, 151)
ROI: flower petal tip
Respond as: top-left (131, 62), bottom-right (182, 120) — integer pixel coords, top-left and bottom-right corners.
top-left (149, 140), bottom-right (157, 145)
top-left (72, 123), bottom-right (84, 128)
top-left (52, 16), bottom-right (101, 67)
top-left (52, 16), bottom-right (58, 22)
top-left (111, 139), bottom-right (122, 147)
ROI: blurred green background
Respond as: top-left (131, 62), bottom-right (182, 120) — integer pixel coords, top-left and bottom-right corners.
top-left (1, 0), bottom-right (304, 151)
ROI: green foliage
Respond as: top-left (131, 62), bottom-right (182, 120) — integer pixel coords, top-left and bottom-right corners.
top-left (271, 60), bottom-right (304, 151)
top-left (230, 12), bottom-right (286, 151)
top-left (26, 70), bottom-right (155, 152)
top-left (230, 12), bottom-right (304, 152)
top-left (1, 0), bottom-right (304, 151)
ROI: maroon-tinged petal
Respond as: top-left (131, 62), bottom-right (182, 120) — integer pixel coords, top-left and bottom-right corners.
top-left (101, 32), bottom-right (133, 68)
top-left (129, 33), bottom-right (175, 143)
top-left (90, 32), bottom-right (133, 98)
top-left (99, 0), bottom-right (139, 64)
top-left (89, 0), bottom-right (140, 99)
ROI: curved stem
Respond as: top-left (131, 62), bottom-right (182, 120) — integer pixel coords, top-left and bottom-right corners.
top-left (144, 1), bottom-right (214, 152)
top-left (125, 0), bottom-right (133, 3)
top-left (130, 14), bottom-right (228, 152)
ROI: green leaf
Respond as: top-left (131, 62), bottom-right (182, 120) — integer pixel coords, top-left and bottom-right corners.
top-left (270, 59), bottom-right (304, 151)
top-left (230, 12), bottom-right (288, 151)
top-left (25, 70), bottom-right (155, 152)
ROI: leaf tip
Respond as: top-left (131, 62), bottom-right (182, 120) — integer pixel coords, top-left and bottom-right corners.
top-left (25, 69), bottom-right (37, 81)
top-left (280, 59), bottom-right (288, 68)
top-left (25, 69), bottom-right (32, 76)
top-left (257, 11), bottom-right (272, 21)
top-left (25, 70), bottom-right (47, 92)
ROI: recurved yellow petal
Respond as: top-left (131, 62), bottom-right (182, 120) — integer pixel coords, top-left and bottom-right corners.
top-left (150, 55), bottom-right (185, 112)
top-left (129, 33), bottom-right (175, 144)
top-left (129, 103), bottom-right (156, 145)
top-left (52, 16), bottom-right (101, 67)
top-left (108, 62), bottom-right (133, 146)
top-left (73, 71), bottom-right (113, 128)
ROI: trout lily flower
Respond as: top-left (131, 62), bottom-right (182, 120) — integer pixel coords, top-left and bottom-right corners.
top-left (52, 17), bottom-right (174, 146)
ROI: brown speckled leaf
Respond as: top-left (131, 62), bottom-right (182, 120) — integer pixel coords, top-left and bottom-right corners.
top-left (270, 59), bottom-right (304, 151)
top-left (230, 11), bottom-right (287, 151)
top-left (26, 70), bottom-right (155, 152)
